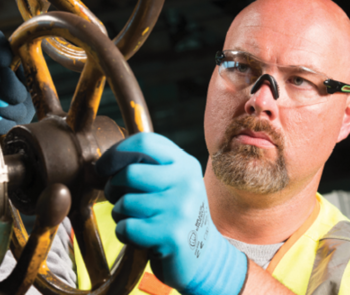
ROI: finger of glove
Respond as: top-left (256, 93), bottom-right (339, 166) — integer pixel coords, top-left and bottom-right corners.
top-left (106, 163), bottom-right (173, 200)
top-left (116, 218), bottom-right (159, 248)
top-left (116, 133), bottom-right (183, 165)
top-left (15, 65), bottom-right (27, 86)
top-left (0, 101), bottom-right (27, 122)
top-left (112, 193), bottom-right (161, 223)
top-left (0, 117), bottom-right (16, 135)
top-left (17, 92), bottom-right (35, 125)
top-left (105, 177), bottom-right (145, 204)
top-left (96, 133), bottom-right (184, 177)
top-left (96, 148), bottom-right (159, 178)
top-left (0, 32), bottom-right (13, 68)
top-left (0, 67), bottom-right (28, 104)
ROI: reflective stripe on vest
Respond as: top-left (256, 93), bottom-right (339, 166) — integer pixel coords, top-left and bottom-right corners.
top-left (306, 220), bottom-right (350, 294)
top-left (74, 194), bottom-right (350, 294)
top-left (267, 194), bottom-right (350, 295)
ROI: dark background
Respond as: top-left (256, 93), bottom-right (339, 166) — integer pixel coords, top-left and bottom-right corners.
top-left (1, 0), bottom-right (350, 195)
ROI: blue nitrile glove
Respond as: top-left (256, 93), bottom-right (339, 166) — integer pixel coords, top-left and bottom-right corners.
top-left (95, 133), bottom-right (248, 295)
top-left (0, 31), bottom-right (35, 135)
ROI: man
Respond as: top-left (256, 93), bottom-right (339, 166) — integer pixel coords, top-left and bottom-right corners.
top-left (1, 0), bottom-right (350, 294)
top-left (92, 0), bottom-right (350, 294)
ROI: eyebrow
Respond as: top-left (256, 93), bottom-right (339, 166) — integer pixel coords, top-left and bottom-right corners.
top-left (223, 46), bottom-right (329, 78)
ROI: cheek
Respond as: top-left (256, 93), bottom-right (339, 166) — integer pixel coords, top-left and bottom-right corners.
top-left (280, 104), bottom-right (343, 178)
top-left (204, 72), bottom-right (244, 155)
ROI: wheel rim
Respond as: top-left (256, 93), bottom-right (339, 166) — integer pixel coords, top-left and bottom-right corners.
top-left (16, 0), bottom-right (165, 72)
top-left (1, 11), bottom-right (154, 295)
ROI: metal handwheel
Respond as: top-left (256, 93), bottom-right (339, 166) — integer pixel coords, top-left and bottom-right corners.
top-left (16, 0), bottom-right (165, 72)
top-left (0, 7), bottom-right (159, 295)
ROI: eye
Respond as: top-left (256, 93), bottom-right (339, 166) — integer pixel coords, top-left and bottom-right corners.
top-left (292, 77), bottom-right (305, 86)
top-left (289, 76), bottom-right (314, 89)
top-left (222, 61), bottom-right (251, 73)
top-left (237, 63), bottom-right (249, 73)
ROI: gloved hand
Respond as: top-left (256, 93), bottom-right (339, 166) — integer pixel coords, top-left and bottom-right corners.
top-left (96, 132), bottom-right (248, 295)
top-left (0, 31), bottom-right (35, 135)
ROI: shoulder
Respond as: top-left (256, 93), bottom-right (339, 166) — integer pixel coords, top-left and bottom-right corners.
top-left (323, 190), bottom-right (350, 220)
top-left (316, 194), bottom-right (349, 228)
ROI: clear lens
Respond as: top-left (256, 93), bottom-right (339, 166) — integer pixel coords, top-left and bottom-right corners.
top-left (218, 51), bottom-right (331, 107)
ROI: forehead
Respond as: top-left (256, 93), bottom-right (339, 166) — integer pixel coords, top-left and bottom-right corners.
top-left (224, 9), bottom-right (347, 80)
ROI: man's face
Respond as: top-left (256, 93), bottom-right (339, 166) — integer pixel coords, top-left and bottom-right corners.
top-left (204, 0), bottom-right (350, 195)
top-left (211, 115), bottom-right (289, 194)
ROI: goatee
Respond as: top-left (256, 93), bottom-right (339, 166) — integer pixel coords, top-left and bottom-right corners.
top-left (212, 116), bottom-right (289, 194)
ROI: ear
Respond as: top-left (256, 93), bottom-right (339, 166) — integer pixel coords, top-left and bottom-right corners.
top-left (337, 98), bottom-right (350, 143)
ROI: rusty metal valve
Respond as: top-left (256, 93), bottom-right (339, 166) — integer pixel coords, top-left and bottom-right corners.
top-left (16, 0), bottom-right (165, 72)
top-left (0, 4), bottom-right (161, 294)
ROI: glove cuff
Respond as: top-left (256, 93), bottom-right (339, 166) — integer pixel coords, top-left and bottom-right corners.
top-left (181, 230), bottom-right (248, 295)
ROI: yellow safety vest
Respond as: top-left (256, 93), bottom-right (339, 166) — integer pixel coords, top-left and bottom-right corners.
top-left (266, 194), bottom-right (350, 295)
top-left (74, 194), bottom-right (350, 295)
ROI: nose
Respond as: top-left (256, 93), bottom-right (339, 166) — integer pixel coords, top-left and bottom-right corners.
top-left (244, 75), bottom-right (279, 120)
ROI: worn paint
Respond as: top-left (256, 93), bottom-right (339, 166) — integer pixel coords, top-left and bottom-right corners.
top-left (5, 0), bottom-right (162, 292)
top-left (66, 61), bottom-right (105, 132)
top-left (130, 101), bottom-right (146, 132)
top-left (133, 41), bottom-right (142, 52)
top-left (38, 256), bottom-right (50, 275)
top-left (17, 0), bottom-right (164, 73)
top-left (16, 41), bottom-right (62, 120)
top-left (13, 227), bottom-right (27, 245)
top-left (142, 27), bottom-right (150, 36)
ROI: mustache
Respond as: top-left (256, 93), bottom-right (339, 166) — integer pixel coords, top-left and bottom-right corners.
top-left (222, 116), bottom-right (285, 151)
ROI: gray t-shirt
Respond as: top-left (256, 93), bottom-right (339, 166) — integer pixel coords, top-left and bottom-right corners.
top-left (225, 237), bottom-right (284, 269)
top-left (0, 217), bottom-right (76, 294)
top-left (222, 192), bottom-right (350, 269)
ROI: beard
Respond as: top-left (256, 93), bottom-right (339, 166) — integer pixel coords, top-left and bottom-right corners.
top-left (212, 116), bottom-right (289, 194)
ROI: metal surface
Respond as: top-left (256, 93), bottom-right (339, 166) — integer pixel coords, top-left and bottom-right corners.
top-left (4, 154), bottom-right (28, 192)
top-left (0, 145), bottom-right (9, 217)
top-left (16, 0), bottom-right (107, 72)
top-left (16, 0), bottom-right (165, 72)
top-left (9, 12), bottom-right (153, 131)
top-left (0, 184), bottom-right (71, 295)
top-left (111, 0), bottom-right (165, 61)
top-left (0, 7), bottom-right (160, 294)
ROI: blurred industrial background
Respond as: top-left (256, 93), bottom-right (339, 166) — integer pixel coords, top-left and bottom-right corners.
top-left (0, 0), bottom-right (350, 197)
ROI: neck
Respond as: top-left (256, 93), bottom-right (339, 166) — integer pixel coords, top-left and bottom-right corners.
top-left (204, 159), bottom-right (321, 245)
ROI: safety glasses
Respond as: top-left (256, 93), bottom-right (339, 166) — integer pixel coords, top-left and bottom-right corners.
top-left (215, 50), bottom-right (350, 107)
